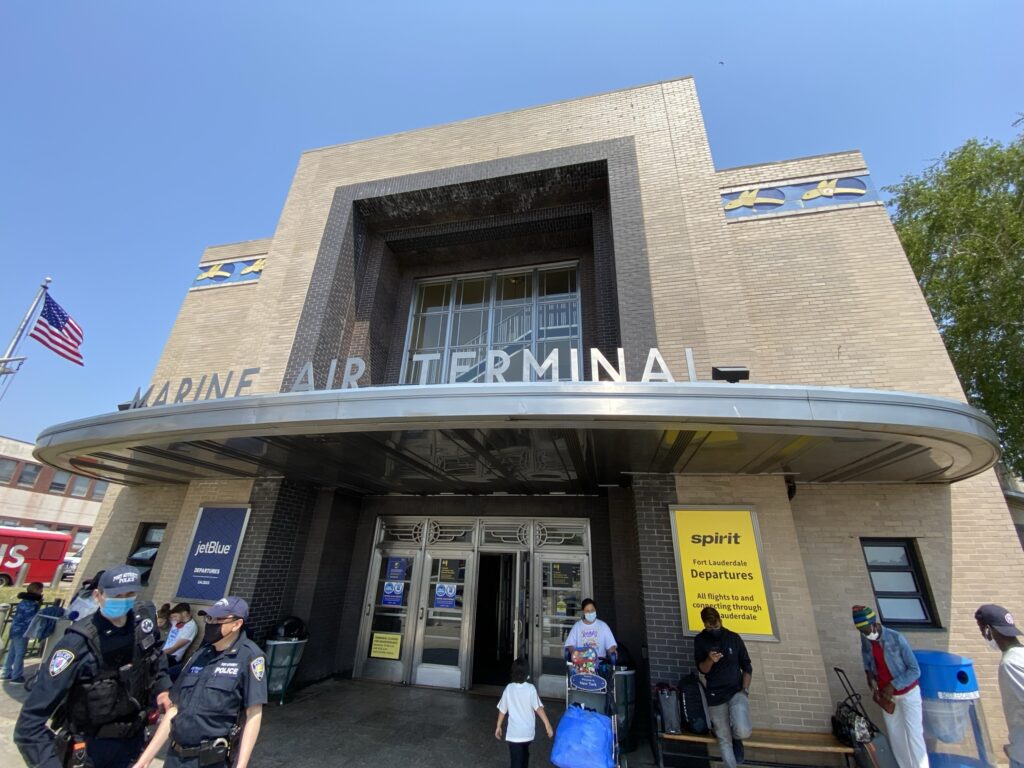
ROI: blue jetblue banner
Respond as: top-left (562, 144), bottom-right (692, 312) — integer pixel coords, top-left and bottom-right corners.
top-left (176, 507), bottom-right (250, 601)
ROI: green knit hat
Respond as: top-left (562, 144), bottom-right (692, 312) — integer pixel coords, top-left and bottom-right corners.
top-left (852, 605), bottom-right (877, 628)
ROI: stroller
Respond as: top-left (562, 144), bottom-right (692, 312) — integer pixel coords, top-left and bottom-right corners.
top-left (551, 646), bottom-right (627, 768)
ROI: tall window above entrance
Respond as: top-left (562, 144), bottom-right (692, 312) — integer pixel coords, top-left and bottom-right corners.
top-left (401, 265), bottom-right (581, 385)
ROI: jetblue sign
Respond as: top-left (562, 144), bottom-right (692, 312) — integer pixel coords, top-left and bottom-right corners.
top-left (176, 506), bottom-right (250, 602)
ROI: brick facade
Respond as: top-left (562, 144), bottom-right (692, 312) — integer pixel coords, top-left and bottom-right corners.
top-left (77, 78), bottom-right (1023, 752)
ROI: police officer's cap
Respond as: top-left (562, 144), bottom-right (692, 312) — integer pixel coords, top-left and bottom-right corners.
top-left (199, 596), bottom-right (249, 621)
top-left (97, 565), bottom-right (142, 596)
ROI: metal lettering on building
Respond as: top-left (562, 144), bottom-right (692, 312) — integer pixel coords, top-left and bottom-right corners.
top-left (128, 347), bottom-right (741, 409)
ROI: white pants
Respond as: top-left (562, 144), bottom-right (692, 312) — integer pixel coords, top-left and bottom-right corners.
top-left (882, 685), bottom-right (929, 768)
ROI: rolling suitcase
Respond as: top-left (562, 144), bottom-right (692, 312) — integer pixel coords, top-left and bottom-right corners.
top-left (833, 667), bottom-right (899, 768)
top-left (655, 683), bottom-right (682, 734)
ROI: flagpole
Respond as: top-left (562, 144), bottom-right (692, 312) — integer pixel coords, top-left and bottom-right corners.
top-left (0, 276), bottom-right (51, 375)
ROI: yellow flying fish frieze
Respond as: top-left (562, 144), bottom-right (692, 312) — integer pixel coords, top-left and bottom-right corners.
top-left (722, 187), bottom-right (786, 211)
top-left (240, 258), bottom-right (265, 275)
top-left (801, 178), bottom-right (867, 201)
top-left (196, 262), bottom-right (232, 281)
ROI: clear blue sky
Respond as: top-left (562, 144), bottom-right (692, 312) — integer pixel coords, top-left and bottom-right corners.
top-left (1, 2), bottom-right (1021, 443)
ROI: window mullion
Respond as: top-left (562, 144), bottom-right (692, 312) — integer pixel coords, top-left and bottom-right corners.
top-left (441, 278), bottom-right (457, 384)
top-left (536, 270), bottom-right (544, 382)
top-left (486, 273), bottom-right (496, 378)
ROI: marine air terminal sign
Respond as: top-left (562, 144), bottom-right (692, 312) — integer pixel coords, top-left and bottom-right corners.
top-left (670, 507), bottom-right (777, 640)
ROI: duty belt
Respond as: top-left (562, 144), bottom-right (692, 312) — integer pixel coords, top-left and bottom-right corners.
top-left (172, 737), bottom-right (231, 764)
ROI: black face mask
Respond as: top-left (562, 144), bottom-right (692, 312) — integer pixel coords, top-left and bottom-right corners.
top-left (203, 622), bottom-right (226, 645)
top-left (708, 628), bottom-right (723, 639)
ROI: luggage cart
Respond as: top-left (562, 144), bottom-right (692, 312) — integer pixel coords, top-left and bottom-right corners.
top-left (561, 647), bottom-right (627, 768)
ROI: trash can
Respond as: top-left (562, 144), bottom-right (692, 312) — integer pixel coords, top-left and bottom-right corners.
top-left (914, 650), bottom-right (995, 767)
top-left (264, 638), bottom-right (307, 705)
top-left (614, 667), bottom-right (636, 753)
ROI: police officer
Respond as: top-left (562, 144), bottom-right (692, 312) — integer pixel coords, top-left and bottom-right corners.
top-left (131, 596), bottom-right (267, 768)
top-left (14, 565), bottom-right (171, 768)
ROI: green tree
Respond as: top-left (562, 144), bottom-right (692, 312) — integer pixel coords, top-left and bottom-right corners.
top-left (886, 133), bottom-right (1024, 476)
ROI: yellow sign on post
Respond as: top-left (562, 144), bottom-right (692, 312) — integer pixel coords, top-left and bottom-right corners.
top-left (370, 632), bottom-right (402, 660)
top-left (671, 507), bottom-right (776, 639)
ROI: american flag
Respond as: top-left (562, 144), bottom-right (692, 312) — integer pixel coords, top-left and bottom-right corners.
top-left (29, 294), bottom-right (85, 366)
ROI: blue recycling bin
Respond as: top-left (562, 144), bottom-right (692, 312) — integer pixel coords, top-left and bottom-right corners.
top-left (914, 650), bottom-right (994, 768)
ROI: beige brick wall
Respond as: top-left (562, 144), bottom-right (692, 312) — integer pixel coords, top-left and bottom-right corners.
top-left (86, 78), bottom-right (1022, 757)
top-left (76, 478), bottom-right (253, 608)
top-left (723, 204), bottom-right (964, 397)
top-left (792, 473), bottom-right (1024, 751)
top-left (77, 483), bottom-right (186, 597)
top-left (675, 476), bottom-right (835, 733)
top-left (244, 78), bottom-right (732, 390)
top-left (150, 240), bottom-right (272, 390)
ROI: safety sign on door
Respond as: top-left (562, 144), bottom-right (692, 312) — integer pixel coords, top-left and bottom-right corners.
top-left (433, 582), bottom-right (457, 609)
top-left (382, 581), bottom-right (405, 606)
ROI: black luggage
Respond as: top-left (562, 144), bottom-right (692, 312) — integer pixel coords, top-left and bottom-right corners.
top-left (651, 684), bottom-right (709, 768)
top-left (832, 667), bottom-right (900, 768)
top-left (655, 683), bottom-right (682, 734)
top-left (677, 672), bottom-right (709, 735)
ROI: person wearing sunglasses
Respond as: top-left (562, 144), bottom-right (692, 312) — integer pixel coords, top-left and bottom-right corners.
top-left (131, 596), bottom-right (267, 768)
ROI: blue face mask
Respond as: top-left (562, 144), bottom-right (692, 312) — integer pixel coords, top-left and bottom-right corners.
top-left (101, 597), bottom-right (134, 619)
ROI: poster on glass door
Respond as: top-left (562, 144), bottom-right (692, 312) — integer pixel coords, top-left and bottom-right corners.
top-left (433, 582), bottom-right (457, 608)
top-left (382, 581), bottom-right (405, 607)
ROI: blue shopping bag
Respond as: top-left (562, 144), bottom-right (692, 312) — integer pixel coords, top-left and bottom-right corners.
top-left (550, 704), bottom-right (614, 768)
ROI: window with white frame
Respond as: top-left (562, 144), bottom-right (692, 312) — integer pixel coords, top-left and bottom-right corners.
top-left (402, 264), bottom-right (581, 385)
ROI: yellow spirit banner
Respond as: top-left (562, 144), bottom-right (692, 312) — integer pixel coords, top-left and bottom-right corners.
top-left (671, 507), bottom-right (776, 639)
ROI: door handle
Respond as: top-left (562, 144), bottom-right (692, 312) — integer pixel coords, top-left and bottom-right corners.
top-left (534, 613), bottom-right (540, 629)
top-left (419, 606), bottom-right (425, 621)
top-left (365, 602), bottom-right (371, 617)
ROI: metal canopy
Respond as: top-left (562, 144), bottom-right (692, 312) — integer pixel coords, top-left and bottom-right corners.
top-left (34, 383), bottom-right (1000, 494)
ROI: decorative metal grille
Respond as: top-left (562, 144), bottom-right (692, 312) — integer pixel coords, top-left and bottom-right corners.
top-left (534, 522), bottom-right (587, 549)
top-left (427, 520), bottom-right (475, 545)
top-left (482, 522), bottom-right (531, 547)
top-left (381, 520), bottom-right (424, 545)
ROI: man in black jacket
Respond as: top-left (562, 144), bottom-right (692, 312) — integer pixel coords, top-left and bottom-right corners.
top-left (14, 565), bottom-right (171, 768)
top-left (694, 606), bottom-right (753, 767)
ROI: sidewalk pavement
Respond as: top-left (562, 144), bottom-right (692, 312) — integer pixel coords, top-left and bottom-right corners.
top-left (1, 662), bottom-right (654, 767)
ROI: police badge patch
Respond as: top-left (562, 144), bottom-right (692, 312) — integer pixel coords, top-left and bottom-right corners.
top-left (141, 618), bottom-right (154, 634)
top-left (50, 650), bottom-right (75, 677)
top-left (250, 657), bottom-right (265, 681)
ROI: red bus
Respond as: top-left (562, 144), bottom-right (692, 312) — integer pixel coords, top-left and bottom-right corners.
top-left (0, 527), bottom-right (72, 586)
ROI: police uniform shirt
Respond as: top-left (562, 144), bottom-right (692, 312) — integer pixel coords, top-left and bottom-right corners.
top-left (170, 630), bottom-right (268, 746)
top-left (14, 607), bottom-right (170, 768)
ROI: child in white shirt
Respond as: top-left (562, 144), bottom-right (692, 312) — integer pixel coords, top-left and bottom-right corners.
top-left (495, 657), bottom-right (554, 768)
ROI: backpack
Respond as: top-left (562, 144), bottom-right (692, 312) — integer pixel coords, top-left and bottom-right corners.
top-left (679, 672), bottom-right (710, 734)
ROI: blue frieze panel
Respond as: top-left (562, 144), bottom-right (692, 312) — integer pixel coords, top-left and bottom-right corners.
top-left (189, 257), bottom-right (265, 290)
top-left (721, 175), bottom-right (878, 219)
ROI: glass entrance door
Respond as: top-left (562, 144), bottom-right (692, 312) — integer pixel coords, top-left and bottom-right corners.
top-left (412, 552), bottom-right (473, 688)
top-left (513, 551), bottom-right (530, 659)
top-left (357, 548), bottom-right (422, 683)
top-left (356, 517), bottom-right (592, 694)
top-left (532, 554), bottom-right (590, 698)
